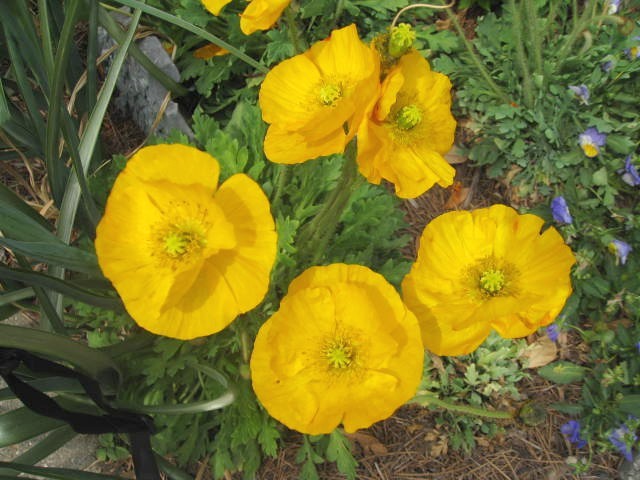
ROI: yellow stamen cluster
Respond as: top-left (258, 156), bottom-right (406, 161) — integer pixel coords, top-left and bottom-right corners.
top-left (324, 337), bottom-right (354, 370)
top-left (479, 268), bottom-right (506, 295)
top-left (396, 104), bottom-right (422, 130)
top-left (318, 83), bottom-right (343, 106)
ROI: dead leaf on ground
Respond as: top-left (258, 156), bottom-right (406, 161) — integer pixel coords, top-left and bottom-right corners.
top-left (444, 145), bottom-right (468, 164)
top-left (345, 432), bottom-right (388, 456)
top-left (444, 181), bottom-right (470, 209)
top-left (520, 336), bottom-right (558, 369)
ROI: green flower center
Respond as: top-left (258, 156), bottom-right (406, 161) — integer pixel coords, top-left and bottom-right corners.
top-left (319, 83), bottom-right (343, 106)
top-left (396, 104), bottom-right (422, 130)
top-left (162, 225), bottom-right (206, 259)
top-left (324, 339), bottom-right (354, 369)
top-left (479, 268), bottom-right (506, 295)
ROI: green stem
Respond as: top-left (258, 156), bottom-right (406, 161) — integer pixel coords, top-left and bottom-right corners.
top-left (298, 142), bottom-right (359, 266)
top-left (271, 164), bottom-right (291, 212)
top-left (284, 3), bottom-right (306, 54)
top-left (523, 0), bottom-right (543, 77)
top-left (445, 9), bottom-right (510, 104)
top-left (509, 0), bottom-right (534, 108)
top-left (412, 394), bottom-right (515, 420)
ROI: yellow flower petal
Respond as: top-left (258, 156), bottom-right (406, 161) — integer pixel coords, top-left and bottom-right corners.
top-left (251, 264), bottom-right (423, 434)
top-left (201, 0), bottom-right (232, 16)
top-left (357, 50), bottom-right (456, 198)
top-left (402, 205), bottom-right (575, 356)
top-left (259, 24), bottom-right (380, 164)
top-left (95, 145), bottom-right (277, 340)
top-left (240, 0), bottom-right (291, 35)
top-left (263, 124), bottom-right (346, 164)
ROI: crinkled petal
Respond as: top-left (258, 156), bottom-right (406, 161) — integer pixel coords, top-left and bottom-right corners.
top-left (240, 0), bottom-right (291, 35)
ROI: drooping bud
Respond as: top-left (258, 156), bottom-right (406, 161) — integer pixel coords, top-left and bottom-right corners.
top-left (388, 23), bottom-right (416, 58)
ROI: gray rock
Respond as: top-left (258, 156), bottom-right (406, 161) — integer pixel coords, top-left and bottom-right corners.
top-left (620, 455), bottom-right (640, 479)
top-left (98, 9), bottom-right (193, 139)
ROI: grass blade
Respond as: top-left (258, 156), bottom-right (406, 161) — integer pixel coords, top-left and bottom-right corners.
top-left (0, 266), bottom-right (123, 311)
top-left (0, 324), bottom-right (120, 385)
top-left (0, 408), bottom-right (65, 448)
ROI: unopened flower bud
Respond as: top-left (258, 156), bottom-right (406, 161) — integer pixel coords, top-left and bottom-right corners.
top-left (389, 23), bottom-right (415, 58)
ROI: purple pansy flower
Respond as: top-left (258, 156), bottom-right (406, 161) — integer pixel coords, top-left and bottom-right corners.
top-left (609, 424), bottom-right (637, 461)
top-left (636, 341), bottom-right (640, 353)
top-left (602, 60), bottom-right (614, 72)
top-left (609, 239), bottom-right (632, 265)
top-left (569, 85), bottom-right (590, 105)
top-left (561, 420), bottom-right (587, 448)
top-left (579, 127), bottom-right (607, 158)
top-left (551, 196), bottom-right (573, 225)
top-left (621, 156), bottom-right (640, 186)
top-left (546, 324), bottom-right (560, 342)
top-left (625, 37), bottom-right (640, 60)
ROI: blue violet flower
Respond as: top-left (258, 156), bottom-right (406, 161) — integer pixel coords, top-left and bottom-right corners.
top-left (561, 420), bottom-right (587, 448)
top-left (609, 424), bottom-right (637, 461)
top-left (609, 239), bottom-right (632, 265)
top-left (569, 85), bottom-right (590, 105)
top-left (579, 127), bottom-right (606, 158)
top-left (621, 156), bottom-right (640, 187)
top-left (551, 196), bottom-right (573, 225)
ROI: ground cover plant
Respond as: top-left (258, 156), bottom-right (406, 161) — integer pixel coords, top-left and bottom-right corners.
top-left (0, 0), bottom-right (638, 479)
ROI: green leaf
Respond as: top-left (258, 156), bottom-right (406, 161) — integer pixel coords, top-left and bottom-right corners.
top-left (537, 361), bottom-right (587, 384)
top-left (12, 426), bottom-right (76, 466)
top-left (0, 186), bottom-right (53, 239)
top-left (549, 402), bottom-right (585, 415)
top-left (619, 394), bottom-right (640, 416)
top-left (592, 167), bottom-right (608, 186)
top-left (0, 324), bottom-right (120, 386)
top-left (0, 407), bottom-right (64, 447)
top-left (0, 239), bottom-right (100, 275)
top-left (0, 265), bottom-right (122, 311)
top-left (0, 78), bottom-right (10, 127)
top-left (0, 462), bottom-right (125, 480)
top-left (325, 430), bottom-right (357, 480)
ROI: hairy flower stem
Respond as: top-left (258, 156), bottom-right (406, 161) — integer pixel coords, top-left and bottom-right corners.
top-left (284, 2), bottom-right (307, 54)
top-left (298, 142), bottom-right (359, 266)
top-left (509, 0), bottom-right (534, 109)
top-left (444, 8), bottom-right (510, 104)
top-left (271, 165), bottom-right (291, 212)
top-left (412, 394), bottom-right (515, 420)
top-left (523, 0), bottom-right (543, 78)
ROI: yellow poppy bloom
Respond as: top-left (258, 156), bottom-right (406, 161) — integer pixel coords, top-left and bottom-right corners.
top-left (240, 0), bottom-right (291, 35)
top-left (95, 144), bottom-right (277, 340)
top-left (357, 51), bottom-right (456, 199)
top-left (259, 24), bottom-right (380, 164)
top-left (201, 0), bottom-right (290, 35)
top-left (201, 0), bottom-right (232, 16)
top-left (402, 205), bottom-right (575, 356)
top-left (193, 43), bottom-right (230, 60)
top-left (251, 264), bottom-right (423, 434)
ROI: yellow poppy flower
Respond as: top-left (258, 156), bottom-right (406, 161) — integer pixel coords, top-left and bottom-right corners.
top-left (201, 0), bottom-right (232, 16)
top-left (402, 205), bottom-right (575, 356)
top-left (240, 0), bottom-right (291, 35)
top-left (251, 264), bottom-right (423, 434)
top-left (259, 24), bottom-right (380, 164)
top-left (201, 0), bottom-right (290, 35)
top-left (95, 144), bottom-right (277, 340)
top-left (357, 51), bottom-right (456, 199)
top-left (193, 43), bottom-right (230, 60)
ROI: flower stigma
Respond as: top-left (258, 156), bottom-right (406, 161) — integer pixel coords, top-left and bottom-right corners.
top-left (396, 104), bottom-right (422, 130)
top-left (157, 219), bottom-right (208, 263)
top-left (324, 337), bottom-right (354, 370)
top-left (479, 268), bottom-right (506, 295)
top-left (318, 83), bottom-right (343, 106)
